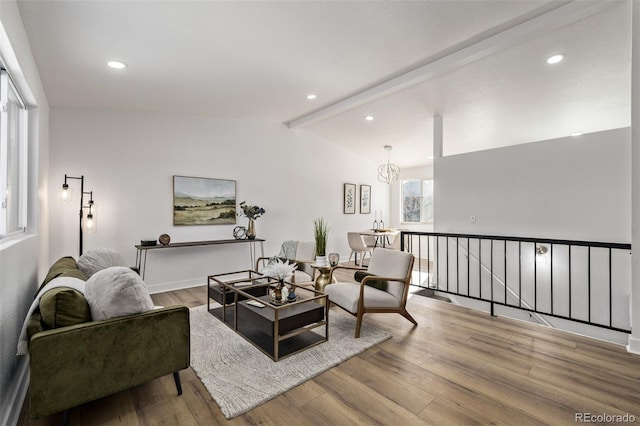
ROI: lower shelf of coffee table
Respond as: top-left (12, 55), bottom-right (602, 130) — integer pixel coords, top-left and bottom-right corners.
top-left (209, 297), bottom-right (327, 361)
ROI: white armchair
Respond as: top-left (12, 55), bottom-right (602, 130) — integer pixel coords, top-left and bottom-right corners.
top-left (256, 240), bottom-right (316, 285)
top-left (325, 248), bottom-right (417, 337)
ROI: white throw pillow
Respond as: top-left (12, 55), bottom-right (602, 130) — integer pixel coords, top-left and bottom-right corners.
top-left (77, 248), bottom-right (127, 278)
top-left (84, 266), bottom-right (154, 320)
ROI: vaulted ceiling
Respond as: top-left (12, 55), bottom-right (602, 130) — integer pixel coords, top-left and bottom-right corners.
top-left (17, 0), bottom-right (631, 167)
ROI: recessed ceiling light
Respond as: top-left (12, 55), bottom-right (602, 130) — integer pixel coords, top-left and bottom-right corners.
top-left (306, 94), bottom-right (317, 100)
top-left (107, 60), bottom-right (127, 69)
top-left (546, 54), bottom-right (565, 65)
top-left (365, 115), bottom-right (374, 121)
top-left (571, 132), bottom-right (583, 137)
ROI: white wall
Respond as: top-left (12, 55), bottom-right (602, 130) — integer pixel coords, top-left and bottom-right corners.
top-left (49, 108), bottom-right (389, 292)
top-left (629, 0), bottom-right (640, 354)
top-left (0, 1), bottom-right (49, 425)
top-left (431, 127), bottom-right (632, 345)
top-left (434, 128), bottom-right (631, 243)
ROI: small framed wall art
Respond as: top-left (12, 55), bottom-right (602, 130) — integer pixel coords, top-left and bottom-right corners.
top-left (343, 183), bottom-right (356, 214)
top-left (360, 184), bottom-right (371, 214)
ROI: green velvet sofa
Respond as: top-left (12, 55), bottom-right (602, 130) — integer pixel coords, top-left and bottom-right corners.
top-left (25, 256), bottom-right (190, 425)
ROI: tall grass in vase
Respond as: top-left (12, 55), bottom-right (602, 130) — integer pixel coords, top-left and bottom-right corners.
top-left (313, 218), bottom-right (329, 265)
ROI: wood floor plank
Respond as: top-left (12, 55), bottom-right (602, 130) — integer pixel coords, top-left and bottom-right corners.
top-left (480, 361), bottom-right (639, 421)
top-left (313, 368), bottom-right (427, 424)
top-left (334, 356), bottom-right (435, 415)
top-left (298, 392), bottom-right (370, 426)
top-left (19, 279), bottom-right (640, 425)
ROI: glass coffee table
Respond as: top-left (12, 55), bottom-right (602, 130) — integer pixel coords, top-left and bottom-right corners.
top-left (207, 270), bottom-right (329, 361)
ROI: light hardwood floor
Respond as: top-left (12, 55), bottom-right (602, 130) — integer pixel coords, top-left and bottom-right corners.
top-left (18, 267), bottom-right (640, 425)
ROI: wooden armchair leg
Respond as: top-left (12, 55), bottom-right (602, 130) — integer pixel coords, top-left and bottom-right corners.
top-left (173, 371), bottom-right (183, 395)
top-left (355, 311), bottom-right (364, 338)
top-left (401, 310), bottom-right (418, 326)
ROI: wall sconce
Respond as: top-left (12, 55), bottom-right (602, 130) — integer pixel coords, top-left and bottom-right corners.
top-left (535, 244), bottom-right (549, 265)
top-left (61, 174), bottom-right (96, 255)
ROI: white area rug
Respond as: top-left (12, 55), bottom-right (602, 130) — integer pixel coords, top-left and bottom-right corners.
top-left (189, 305), bottom-right (391, 419)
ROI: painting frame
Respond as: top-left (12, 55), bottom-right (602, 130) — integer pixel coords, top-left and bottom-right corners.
top-left (173, 175), bottom-right (237, 226)
top-left (360, 184), bottom-right (371, 214)
top-left (343, 183), bottom-right (356, 214)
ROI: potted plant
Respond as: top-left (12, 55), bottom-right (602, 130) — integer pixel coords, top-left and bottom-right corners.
top-left (239, 201), bottom-right (265, 240)
top-left (313, 217), bottom-right (329, 266)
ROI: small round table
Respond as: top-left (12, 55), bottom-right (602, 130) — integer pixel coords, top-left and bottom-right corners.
top-left (311, 263), bottom-right (337, 294)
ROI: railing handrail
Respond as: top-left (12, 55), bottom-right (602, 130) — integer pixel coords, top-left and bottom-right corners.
top-left (401, 231), bottom-right (631, 250)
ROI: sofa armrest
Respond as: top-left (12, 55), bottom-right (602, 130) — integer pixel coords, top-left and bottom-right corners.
top-left (29, 306), bottom-right (190, 419)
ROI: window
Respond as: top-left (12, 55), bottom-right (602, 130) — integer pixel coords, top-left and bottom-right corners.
top-left (401, 179), bottom-right (433, 223)
top-left (0, 68), bottom-right (28, 237)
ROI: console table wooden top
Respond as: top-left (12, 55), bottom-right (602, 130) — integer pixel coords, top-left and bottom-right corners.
top-left (135, 238), bottom-right (266, 250)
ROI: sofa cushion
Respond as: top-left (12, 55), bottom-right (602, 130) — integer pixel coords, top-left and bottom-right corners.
top-left (39, 256), bottom-right (87, 292)
top-left (40, 286), bottom-right (91, 329)
top-left (77, 248), bottom-right (127, 278)
top-left (85, 266), bottom-right (155, 320)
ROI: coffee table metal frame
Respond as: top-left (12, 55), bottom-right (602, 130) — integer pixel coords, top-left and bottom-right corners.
top-left (207, 270), bottom-right (329, 361)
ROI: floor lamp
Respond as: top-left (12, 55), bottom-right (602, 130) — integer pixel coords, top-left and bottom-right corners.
top-left (61, 174), bottom-right (95, 256)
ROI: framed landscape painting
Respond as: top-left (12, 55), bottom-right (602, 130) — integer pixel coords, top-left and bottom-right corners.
top-left (360, 184), bottom-right (371, 214)
top-left (344, 183), bottom-right (356, 214)
top-left (173, 176), bottom-right (236, 226)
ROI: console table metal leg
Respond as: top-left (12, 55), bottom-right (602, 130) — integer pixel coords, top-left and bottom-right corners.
top-left (141, 250), bottom-right (148, 280)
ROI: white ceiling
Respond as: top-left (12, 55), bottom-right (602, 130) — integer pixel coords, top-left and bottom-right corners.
top-left (17, 0), bottom-right (631, 168)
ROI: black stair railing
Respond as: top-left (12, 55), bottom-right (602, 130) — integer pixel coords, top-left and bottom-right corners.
top-left (401, 231), bottom-right (632, 333)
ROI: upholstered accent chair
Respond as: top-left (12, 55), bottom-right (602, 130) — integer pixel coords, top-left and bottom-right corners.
top-left (325, 248), bottom-right (417, 337)
top-left (256, 240), bottom-right (316, 285)
top-left (347, 232), bottom-right (375, 266)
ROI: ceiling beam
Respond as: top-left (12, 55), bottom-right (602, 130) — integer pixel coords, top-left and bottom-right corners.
top-left (285, 0), bottom-right (617, 129)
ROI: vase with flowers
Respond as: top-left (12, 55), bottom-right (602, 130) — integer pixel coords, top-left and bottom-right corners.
top-left (239, 201), bottom-right (265, 240)
top-left (261, 258), bottom-right (297, 303)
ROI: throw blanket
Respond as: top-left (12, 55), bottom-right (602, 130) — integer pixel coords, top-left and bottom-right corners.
top-left (16, 277), bottom-right (86, 356)
top-left (279, 240), bottom-right (298, 260)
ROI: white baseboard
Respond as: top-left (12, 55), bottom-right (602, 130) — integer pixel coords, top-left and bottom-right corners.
top-left (1, 357), bottom-right (29, 426)
top-left (146, 278), bottom-right (206, 295)
top-left (627, 335), bottom-right (640, 355)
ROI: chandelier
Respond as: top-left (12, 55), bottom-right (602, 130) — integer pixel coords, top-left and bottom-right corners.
top-left (377, 145), bottom-right (400, 184)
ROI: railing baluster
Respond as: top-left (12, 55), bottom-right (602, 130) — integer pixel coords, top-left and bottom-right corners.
top-left (588, 246), bottom-right (591, 324)
top-left (436, 236), bottom-right (440, 291)
top-left (490, 240), bottom-right (494, 305)
top-left (551, 244), bottom-right (554, 316)
top-left (609, 248), bottom-right (612, 328)
top-left (534, 243), bottom-right (537, 312)
top-left (479, 239), bottom-right (482, 300)
top-left (504, 240), bottom-right (507, 305)
top-left (427, 234), bottom-right (430, 288)
top-left (456, 237), bottom-right (459, 295)
top-left (518, 241), bottom-right (522, 309)
top-left (467, 237), bottom-right (470, 297)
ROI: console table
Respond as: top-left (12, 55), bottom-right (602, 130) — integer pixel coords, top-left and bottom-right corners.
top-left (134, 239), bottom-right (265, 280)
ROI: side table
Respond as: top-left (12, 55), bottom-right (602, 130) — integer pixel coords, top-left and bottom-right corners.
top-left (311, 263), bottom-right (337, 294)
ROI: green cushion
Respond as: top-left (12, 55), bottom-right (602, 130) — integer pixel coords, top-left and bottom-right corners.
top-left (354, 270), bottom-right (388, 291)
top-left (39, 257), bottom-right (87, 292)
top-left (39, 287), bottom-right (91, 328)
top-left (26, 311), bottom-right (45, 340)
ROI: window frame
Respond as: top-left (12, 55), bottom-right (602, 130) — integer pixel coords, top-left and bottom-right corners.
top-left (400, 178), bottom-right (434, 225)
top-left (0, 68), bottom-right (28, 238)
